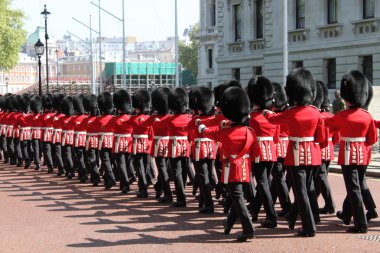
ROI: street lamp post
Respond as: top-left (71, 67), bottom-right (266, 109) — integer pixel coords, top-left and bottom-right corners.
top-left (55, 49), bottom-right (59, 91)
top-left (35, 39), bottom-right (45, 96)
top-left (41, 5), bottom-right (51, 93)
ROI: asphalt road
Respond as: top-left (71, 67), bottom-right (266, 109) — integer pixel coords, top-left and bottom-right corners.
top-left (0, 164), bottom-right (379, 253)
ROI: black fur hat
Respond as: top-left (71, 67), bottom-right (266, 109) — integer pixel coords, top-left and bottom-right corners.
top-left (14, 95), bottom-right (22, 111)
top-left (0, 95), bottom-right (6, 111)
top-left (364, 80), bottom-right (373, 110)
top-left (20, 94), bottom-right (31, 113)
top-left (168, 87), bottom-right (189, 114)
top-left (272, 82), bottom-right (288, 110)
top-left (213, 84), bottom-right (224, 107)
top-left (220, 87), bottom-right (250, 125)
top-left (214, 80), bottom-right (242, 107)
top-left (340, 70), bottom-right (368, 108)
top-left (152, 87), bottom-right (170, 115)
top-left (53, 93), bottom-right (65, 112)
top-left (320, 81), bottom-right (330, 110)
top-left (132, 89), bottom-right (151, 113)
top-left (247, 76), bottom-right (274, 109)
top-left (113, 89), bottom-right (132, 113)
top-left (98, 92), bottom-right (114, 115)
top-left (61, 96), bottom-right (74, 116)
top-left (313, 81), bottom-right (324, 109)
top-left (73, 95), bottom-right (85, 115)
top-left (194, 86), bottom-right (214, 113)
top-left (285, 68), bottom-right (316, 106)
top-left (188, 86), bottom-right (199, 110)
top-left (31, 95), bottom-right (42, 114)
top-left (83, 94), bottom-right (98, 116)
top-left (42, 93), bottom-right (53, 110)
top-left (5, 95), bottom-right (15, 111)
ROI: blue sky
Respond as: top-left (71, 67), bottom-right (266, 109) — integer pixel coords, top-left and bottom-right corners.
top-left (11, 0), bottom-right (200, 41)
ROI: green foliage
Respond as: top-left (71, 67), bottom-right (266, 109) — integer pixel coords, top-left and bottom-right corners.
top-left (0, 0), bottom-right (27, 69)
top-left (178, 23), bottom-right (199, 79)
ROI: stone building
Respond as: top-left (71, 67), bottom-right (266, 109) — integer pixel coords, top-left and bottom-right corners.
top-left (198, 0), bottom-right (380, 88)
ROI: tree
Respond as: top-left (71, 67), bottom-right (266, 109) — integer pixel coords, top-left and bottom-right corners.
top-left (179, 24), bottom-right (199, 81)
top-left (0, 0), bottom-right (26, 69)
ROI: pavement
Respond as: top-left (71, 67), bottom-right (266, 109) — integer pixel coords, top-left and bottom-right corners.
top-left (0, 162), bottom-right (379, 253)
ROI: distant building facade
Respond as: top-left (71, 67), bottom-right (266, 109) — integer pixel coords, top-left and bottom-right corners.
top-left (198, 0), bottom-right (380, 88)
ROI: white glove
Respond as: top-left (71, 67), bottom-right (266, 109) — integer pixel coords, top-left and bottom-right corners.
top-left (198, 124), bottom-right (206, 134)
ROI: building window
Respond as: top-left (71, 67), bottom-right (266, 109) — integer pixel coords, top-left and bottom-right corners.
top-left (256, 0), bottom-right (264, 38)
top-left (253, 66), bottom-right (262, 77)
top-left (362, 55), bottom-right (373, 84)
top-left (296, 0), bottom-right (305, 29)
top-left (292, 61), bottom-right (304, 69)
top-left (327, 0), bottom-right (338, 24)
top-left (208, 48), bottom-right (213, 69)
top-left (363, 0), bottom-right (375, 19)
top-left (326, 58), bottom-right (336, 89)
top-left (210, 0), bottom-right (216, 26)
top-left (233, 4), bottom-right (242, 41)
top-left (232, 68), bottom-right (240, 81)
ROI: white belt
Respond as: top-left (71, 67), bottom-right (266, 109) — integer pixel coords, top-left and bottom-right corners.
top-left (20, 127), bottom-right (31, 130)
top-left (223, 154), bottom-right (250, 184)
top-left (341, 137), bottom-right (366, 142)
top-left (75, 131), bottom-right (87, 135)
top-left (279, 137), bottom-right (289, 141)
top-left (289, 137), bottom-right (314, 142)
top-left (328, 137), bottom-right (332, 141)
top-left (153, 136), bottom-right (169, 157)
top-left (115, 134), bottom-right (131, 153)
top-left (170, 136), bottom-right (188, 158)
top-left (289, 136), bottom-right (314, 166)
top-left (194, 137), bottom-right (213, 161)
top-left (133, 134), bottom-right (149, 139)
top-left (257, 136), bottom-right (274, 141)
top-left (230, 154), bottom-right (250, 159)
top-left (101, 132), bottom-right (113, 136)
top-left (33, 127), bottom-right (42, 131)
top-left (195, 137), bottom-right (213, 142)
top-left (170, 136), bottom-right (188, 140)
top-left (154, 136), bottom-right (170, 140)
top-left (115, 133), bottom-right (131, 138)
top-left (62, 130), bottom-right (74, 134)
top-left (87, 133), bottom-right (98, 136)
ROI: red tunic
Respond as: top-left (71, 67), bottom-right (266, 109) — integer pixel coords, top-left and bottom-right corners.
top-left (130, 114), bottom-right (151, 154)
top-left (18, 113), bottom-right (33, 141)
top-left (325, 108), bottom-right (377, 166)
top-left (0, 111), bottom-right (7, 136)
top-left (148, 114), bottom-right (170, 157)
top-left (41, 112), bottom-right (56, 142)
top-left (85, 115), bottom-right (100, 150)
top-left (113, 114), bottom-right (132, 153)
top-left (11, 112), bottom-right (22, 139)
top-left (249, 110), bottom-right (279, 163)
top-left (4, 112), bottom-right (15, 138)
top-left (203, 125), bottom-right (260, 183)
top-left (31, 113), bottom-right (44, 140)
top-left (320, 111), bottom-right (339, 161)
top-left (73, 115), bottom-right (89, 148)
top-left (52, 114), bottom-right (65, 144)
top-left (265, 105), bottom-right (325, 166)
top-left (98, 115), bottom-right (116, 150)
top-left (276, 111), bottom-right (290, 158)
top-left (61, 116), bottom-right (76, 146)
top-left (167, 114), bottom-right (192, 158)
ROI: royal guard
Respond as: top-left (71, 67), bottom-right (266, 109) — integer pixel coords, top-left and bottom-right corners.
top-left (52, 94), bottom-right (66, 176)
top-left (246, 76), bottom-right (278, 228)
top-left (0, 95), bottom-right (8, 162)
top-left (72, 95), bottom-right (89, 182)
top-left (187, 87), bottom-right (217, 214)
top-left (41, 93), bottom-right (56, 173)
top-left (130, 89), bottom-right (152, 198)
top-left (97, 92), bottom-right (117, 189)
top-left (12, 95), bottom-right (24, 167)
top-left (199, 86), bottom-right (260, 242)
top-left (316, 81), bottom-right (337, 215)
top-left (325, 70), bottom-right (377, 233)
top-left (264, 68), bottom-right (325, 237)
top-left (112, 89), bottom-right (133, 194)
top-left (17, 94), bottom-right (33, 169)
top-left (270, 82), bottom-right (291, 216)
top-left (3, 95), bottom-right (16, 165)
top-left (60, 96), bottom-right (76, 179)
top-left (30, 95), bottom-right (43, 171)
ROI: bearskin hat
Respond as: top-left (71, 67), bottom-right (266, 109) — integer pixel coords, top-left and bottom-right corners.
top-left (272, 82), bottom-right (288, 110)
top-left (246, 76), bottom-right (274, 109)
top-left (214, 80), bottom-right (242, 108)
top-left (285, 68), bottom-right (316, 106)
top-left (73, 95), bottom-right (85, 115)
top-left (340, 70), bottom-right (369, 108)
top-left (42, 93), bottom-right (53, 110)
top-left (132, 89), bottom-right (151, 113)
top-left (98, 92), bottom-right (114, 115)
top-left (5, 95), bottom-right (15, 111)
top-left (20, 94), bottom-right (31, 113)
top-left (61, 96), bottom-right (74, 116)
top-left (151, 87), bottom-right (170, 115)
top-left (53, 93), bottom-right (65, 112)
top-left (220, 87), bottom-right (250, 124)
top-left (313, 81), bottom-right (324, 109)
top-left (83, 94), bottom-right (98, 116)
top-left (168, 87), bottom-right (189, 114)
top-left (188, 86), bottom-right (199, 111)
top-left (0, 95), bottom-right (5, 111)
top-left (113, 89), bottom-right (132, 113)
top-left (319, 81), bottom-right (330, 110)
top-left (363, 80), bottom-right (373, 110)
top-left (194, 86), bottom-right (214, 113)
top-left (14, 95), bottom-right (22, 111)
top-left (31, 96), bottom-right (42, 114)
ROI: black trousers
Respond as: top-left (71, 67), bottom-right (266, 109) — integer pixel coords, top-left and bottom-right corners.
top-left (100, 149), bottom-right (116, 184)
top-left (43, 142), bottom-right (54, 169)
top-left (195, 159), bottom-right (214, 208)
top-left (87, 148), bottom-right (100, 182)
top-left (7, 137), bottom-right (16, 164)
top-left (252, 161), bottom-right (277, 220)
top-left (225, 182), bottom-right (254, 234)
top-left (32, 139), bottom-right (40, 167)
top-left (289, 166), bottom-right (317, 233)
top-left (271, 158), bottom-right (291, 211)
top-left (115, 152), bottom-right (131, 187)
top-left (1, 136), bottom-right (8, 161)
top-left (53, 143), bottom-right (64, 171)
top-left (21, 140), bottom-right (31, 164)
top-left (133, 153), bottom-right (149, 192)
top-left (169, 157), bottom-right (188, 203)
top-left (341, 165), bottom-right (373, 228)
top-left (14, 138), bottom-right (22, 163)
top-left (155, 156), bottom-right (171, 197)
top-left (75, 147), bottom-right (87, 180)
top-left (314, 161), bottom-right (335, 209)
top-left (63, 145), bottom-right (74, 175)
